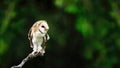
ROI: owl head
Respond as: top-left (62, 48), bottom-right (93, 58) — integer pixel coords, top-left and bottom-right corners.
top-left (37, 20), bottom-right (49, 34)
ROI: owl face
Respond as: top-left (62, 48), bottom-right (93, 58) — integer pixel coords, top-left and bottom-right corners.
top-left (37, 20), bottom-right (49, 34)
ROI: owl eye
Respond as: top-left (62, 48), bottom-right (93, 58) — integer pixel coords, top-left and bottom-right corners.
top-left (41, 25), bottom-right (45, 28)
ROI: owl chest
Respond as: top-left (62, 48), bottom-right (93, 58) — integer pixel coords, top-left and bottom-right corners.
top-left (32, 31), bottom-right (44, 45)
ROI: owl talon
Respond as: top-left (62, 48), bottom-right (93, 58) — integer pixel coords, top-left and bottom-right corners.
top-left (40, 53), bottom-right (44, 56)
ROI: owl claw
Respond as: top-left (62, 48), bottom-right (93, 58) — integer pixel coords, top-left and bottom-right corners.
top-left (31, 51), bottom-right (43, 56)
top-left (40, 53), bottom-right (44, 56)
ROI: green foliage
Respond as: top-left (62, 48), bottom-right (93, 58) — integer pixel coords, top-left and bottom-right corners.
top-left (76, 17), bottom-right (93, 37)
top-left (54, 0), bottom-right (79, 14)
top-left (0, 0), bottom-right (120, 68)
top-left (0, 39), bottom-right (8, 55)
top-left (54, 0), bottom-right (120, 67)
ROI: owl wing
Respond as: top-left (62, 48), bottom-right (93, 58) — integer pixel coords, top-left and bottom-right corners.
top-left (41, 34), bottom-right (49, 50)
top-left (28, 28), bottom-right (33, 48)
top-left (46, 34), bottom-right (50, 41)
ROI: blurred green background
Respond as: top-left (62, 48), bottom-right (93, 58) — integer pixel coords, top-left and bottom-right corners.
top-left (0, 0), bottom-right (120, 68)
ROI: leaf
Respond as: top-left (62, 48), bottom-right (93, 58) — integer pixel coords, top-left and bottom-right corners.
top-left (54, 0), bottom-right (64, 8)
top-left (0, 39), bottom-right (8, 55)
top-left (75, 17), bottom-right (93, 37)
top-left (65, 4), bottom-right (78, 14)
top-left (84, 47), bottom-right (93, 60)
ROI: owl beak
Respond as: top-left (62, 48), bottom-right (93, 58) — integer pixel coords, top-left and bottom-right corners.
top-left (45, 28), bottom-right (48, 31)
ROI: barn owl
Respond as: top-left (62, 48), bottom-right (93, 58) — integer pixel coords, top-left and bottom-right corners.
top-left (28, 20), bottom-right (50, 56)
top-left (11, 20), bottom-right (50, 68)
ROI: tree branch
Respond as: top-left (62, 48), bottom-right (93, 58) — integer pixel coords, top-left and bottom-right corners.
top-left (11, 52), bottom-right (42, 68)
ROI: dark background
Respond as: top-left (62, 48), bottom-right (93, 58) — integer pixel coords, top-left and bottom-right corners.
top-left (0, 0), bottom-right (120, 68)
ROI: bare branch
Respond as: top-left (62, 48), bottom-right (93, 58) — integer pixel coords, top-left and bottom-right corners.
top-left (11, 51), bottom-right (42, 68)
